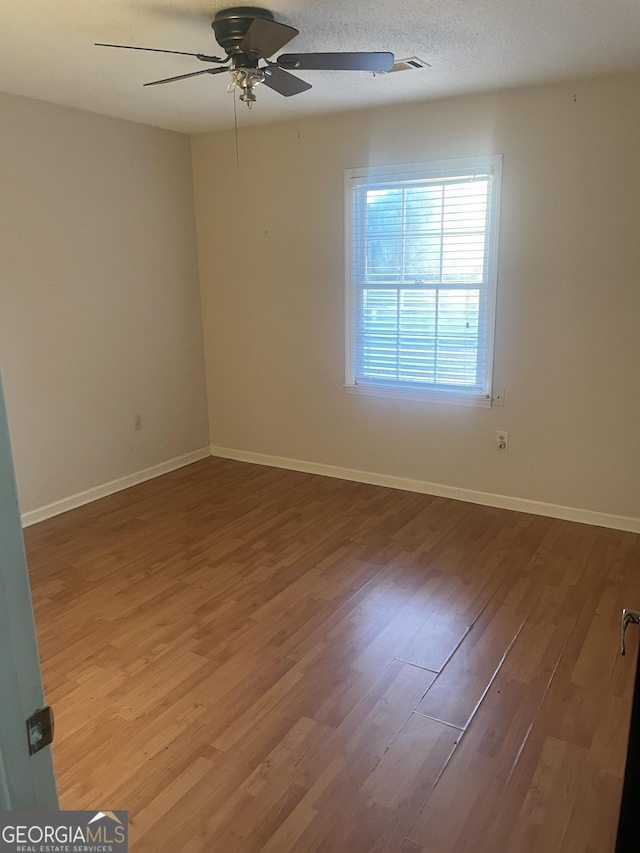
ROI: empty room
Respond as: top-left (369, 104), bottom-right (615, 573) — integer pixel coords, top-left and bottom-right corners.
top-left (1, 2), bottom-right (640, 851)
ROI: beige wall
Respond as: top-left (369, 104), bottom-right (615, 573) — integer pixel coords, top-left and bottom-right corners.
top-left (0, 93), bottom-right (209, 515)
top-left (192, 73), bottom-right (640, 522)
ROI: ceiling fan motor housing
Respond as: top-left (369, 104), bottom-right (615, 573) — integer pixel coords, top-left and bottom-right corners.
top-left (212, 7), bottom-right (274, 53)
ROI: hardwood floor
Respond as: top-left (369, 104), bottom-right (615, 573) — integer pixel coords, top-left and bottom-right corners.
top-left (24, 457), bottom-right (640, 852)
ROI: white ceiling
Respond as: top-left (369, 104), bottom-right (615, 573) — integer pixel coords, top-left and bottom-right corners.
top-left (1, 0), bottom-right (639, 134)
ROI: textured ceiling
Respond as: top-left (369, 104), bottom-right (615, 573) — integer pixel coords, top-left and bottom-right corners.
top-left (1, 0), bottom-right (639, 134)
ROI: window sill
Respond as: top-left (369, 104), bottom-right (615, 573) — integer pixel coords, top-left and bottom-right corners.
top-left (344, 383), bottom-right (492, 408)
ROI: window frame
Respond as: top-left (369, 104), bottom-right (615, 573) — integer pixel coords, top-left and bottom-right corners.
top-left (344, 155), bottom-right (503, 407)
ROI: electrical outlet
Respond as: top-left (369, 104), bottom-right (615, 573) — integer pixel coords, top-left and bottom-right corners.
top-left (134, 413), bottom-right (142, 431)
top-left (496, 430), bottom-right (509, 451)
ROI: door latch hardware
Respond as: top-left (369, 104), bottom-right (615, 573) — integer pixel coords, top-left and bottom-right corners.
top-left (621, 609), bottom-right (640, 656)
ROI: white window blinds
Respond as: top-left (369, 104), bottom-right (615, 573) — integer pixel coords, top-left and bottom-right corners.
top-left (346, 157), bottom-right (502, 403)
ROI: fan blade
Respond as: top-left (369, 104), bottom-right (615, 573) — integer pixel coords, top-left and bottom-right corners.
top-left (143, 67), bottom-right (229, 87)
top-left (262, 66), bottom-right (312, 97)
top-left (239, 18), bottom-right (299, 58)
top-left (96, 43), bottom-right (226, 63)
top-left (277, 52), bottom-right (394, 72)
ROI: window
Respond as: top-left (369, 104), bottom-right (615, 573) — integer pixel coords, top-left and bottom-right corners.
top-left (345, 156), bottom-right (502, 405)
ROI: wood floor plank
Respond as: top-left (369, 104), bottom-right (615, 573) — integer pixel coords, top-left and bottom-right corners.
top-left (407, 523), bottom-right (634, 853)
top-left (415, 518), bottom-right (565, 728)
top-left (22, 457), bottom-right (639, 852)
top-left (362, 711), bottom-right (459, 806)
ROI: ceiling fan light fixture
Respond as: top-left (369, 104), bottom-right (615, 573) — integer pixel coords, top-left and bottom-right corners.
top-left (227, 67), bottom-right (265, 107)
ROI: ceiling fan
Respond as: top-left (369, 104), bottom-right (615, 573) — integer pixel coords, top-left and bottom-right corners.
top-left (97, 6), bottom-right (394, 108)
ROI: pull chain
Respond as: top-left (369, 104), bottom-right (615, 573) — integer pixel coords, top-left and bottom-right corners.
top-left (233, 89), bottom-right (239, 168)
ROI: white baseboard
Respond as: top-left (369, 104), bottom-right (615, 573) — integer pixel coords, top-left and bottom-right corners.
top-left (21, 447), bottom-right (211, 527)
top-left (22, 442), bottom-right (640, 535)
top-left (210, 445), bottom-right (640, 534)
